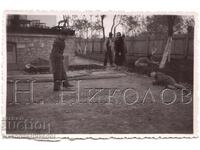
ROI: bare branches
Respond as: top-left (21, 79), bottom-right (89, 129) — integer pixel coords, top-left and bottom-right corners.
top-left (110, 15), bottom-right (117, 34)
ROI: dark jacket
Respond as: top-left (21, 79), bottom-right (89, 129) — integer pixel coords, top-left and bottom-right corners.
top-left (114, 37), bottom-right (124, 54)
top-left (114, 37), bottom-right (125, 66)
top-left (50, 37), bottom-right (65, 73)
top-left (50, 37), bottom-right (65, 59)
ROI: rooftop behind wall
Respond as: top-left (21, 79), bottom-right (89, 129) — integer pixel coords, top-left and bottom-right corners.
top-left (7, 15), bottom-right (75, 36)
top-left (7, 26), bottom-right (75, 36)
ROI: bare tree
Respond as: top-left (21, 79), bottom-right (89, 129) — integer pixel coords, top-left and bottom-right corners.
top-left (58, 15), bottom-right (70, 28)
top-left (113, 15), bottom-right (123, 36)
top-left (72, 17), bottom-right (91, 38)
top-left (146, 15), bottom-right (195, 68)
top-left (110, 15), bottom-right (117, 34)
top-left (100, 15), bottom-right (106, 40)
top-left (120, 15), bottom-right (140, 36)
top-left (159, 16), bottom-right (176, 68)
top-left (90, 15), bottom-right (102, 38)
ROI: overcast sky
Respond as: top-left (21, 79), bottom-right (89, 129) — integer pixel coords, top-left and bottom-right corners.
top-left (57, 15), bottom-right (123, 36)
top-left (26, 14), bottom-right (194, 37)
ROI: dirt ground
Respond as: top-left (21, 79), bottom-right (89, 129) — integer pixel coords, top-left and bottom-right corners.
top-left (6, 73), bottom-right (193, 134)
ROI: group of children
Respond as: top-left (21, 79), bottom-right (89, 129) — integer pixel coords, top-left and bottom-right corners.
top-left (103, 32), bottom-right (127, 70)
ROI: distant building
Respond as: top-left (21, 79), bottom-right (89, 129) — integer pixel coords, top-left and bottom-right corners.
top-left (7, 15), bottom-right (75, 71)
top-left (27, 15), bottom-right (57, 27)
top-left (7, 15), bottom-right (56, 28)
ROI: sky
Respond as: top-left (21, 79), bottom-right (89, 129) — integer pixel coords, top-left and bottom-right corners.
top-left (27, 15), bottom-right (57, 27)
top-left (56, 15), bottom-right (123, 37)
top-left (24, 14), bottom-right (194, 37)
top-left (9, 14), bottom-right (123, 37)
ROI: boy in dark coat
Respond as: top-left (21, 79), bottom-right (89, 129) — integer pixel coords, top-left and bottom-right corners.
top-left (114, 32), bottom-right (125, 70)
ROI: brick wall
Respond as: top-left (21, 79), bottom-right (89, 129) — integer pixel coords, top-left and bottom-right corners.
top-left (7, 33), bottom-right (76, 70)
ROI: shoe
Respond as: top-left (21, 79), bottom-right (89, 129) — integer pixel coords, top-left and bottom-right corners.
top-left (54, 88), bottom-right (60, 91)
top-left (63, 83), bottom-right (73, 88)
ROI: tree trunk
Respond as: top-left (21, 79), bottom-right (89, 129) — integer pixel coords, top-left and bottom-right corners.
top-left (159, 37), bottom-right (173, 68)
top-left (101, 15), bottom-right (106, 41)
top-left (159, 16), bottom-right (175, 69)
top-left (114, 22), bottom-right (121, 37)
top-left (110, 15), bottom-right (117, 34)
top-left (168, 16), bottom-right (175, 36)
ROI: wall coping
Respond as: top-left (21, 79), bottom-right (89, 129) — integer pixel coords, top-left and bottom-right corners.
top-left (7, 33), bottom-right (75, 39)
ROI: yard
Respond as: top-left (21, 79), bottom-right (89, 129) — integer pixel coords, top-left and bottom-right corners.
top-left (6, 71), bottom-right (193, 134)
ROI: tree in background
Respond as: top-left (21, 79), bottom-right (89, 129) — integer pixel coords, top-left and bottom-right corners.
top-left (57, 15), bottom-right (78, 30)
top-left (173, 16), bottom-right (194, 34)
top-left (58, 15), bottom-right (70, 28)
top-left (72, 17), bottom-right (92, 38)
top-left (100, 15), bottom-right (106, 40)
top-left (110, 15), bottom-right (117, 35)
top-left (109, 15), bottom-right (124, 37)
top-left (90, 15), bottom-right (103, 38)
top-left (146, 15), bottom-right (194, 34)
top-left (120, 15), bottom-right (146, 37)
top-left (59, 15), bottom-right (107, 39)
top-left (146, 15), bottom-right (194, 68)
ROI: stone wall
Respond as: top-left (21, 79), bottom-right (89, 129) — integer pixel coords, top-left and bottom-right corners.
top-left (7, 33), bottom-right (76, 70)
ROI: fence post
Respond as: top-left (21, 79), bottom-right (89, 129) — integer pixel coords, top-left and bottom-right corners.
top-left (100, 39), bottom-right (104, 54)
top-left (92, 39), bottom-right (94, 53)
top-left (146, 36), bottom-right (150, 56)
top-left (184, 33), bottom-right (190, 59)
top-left (131, 37), bottom-right (134, 59)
